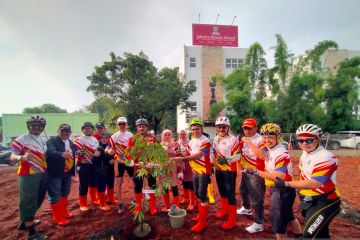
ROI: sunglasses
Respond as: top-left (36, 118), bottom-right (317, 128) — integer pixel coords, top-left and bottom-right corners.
top-left (118, 123), bottom-right (126, 126)
top-left (30, 124), bottom-right (43, 128)
top-left (298, 138), bottom-right (316, 144)
top-left (60, 129), bottom-right (71, 133)
top-left (216, 125), bottom-right (228, 129)
top-left (191, 128), bottom-right (201, 131)
top-left (242, 127), bottom-right (253, 130)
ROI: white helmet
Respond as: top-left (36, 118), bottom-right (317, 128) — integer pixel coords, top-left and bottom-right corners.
top-left (215, 117), bottom-right (230, 126)
top-left (296, 124), bottom-right (322, 138)
top-left (117, 117), bottom-right (127, 123)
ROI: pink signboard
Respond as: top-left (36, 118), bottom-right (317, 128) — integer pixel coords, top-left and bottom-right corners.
top-left (192, 24), bottom-right (238, 47)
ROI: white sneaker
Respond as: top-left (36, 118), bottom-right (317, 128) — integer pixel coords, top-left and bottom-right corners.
top-left (245, 222), bottom-right (263, 233)
top-left (236, 206), bottom-right (252, 215)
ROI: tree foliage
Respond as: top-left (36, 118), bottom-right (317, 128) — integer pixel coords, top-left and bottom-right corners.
top-left (218, 35), bottom-right (359, 133)
top-left (22, 103), bottom-right (67, 114)
top-left (87, 52), bottom-right (196, 134)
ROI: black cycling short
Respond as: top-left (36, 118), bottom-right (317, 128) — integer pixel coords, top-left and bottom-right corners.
top-left (269, 187), bottom-right (296, 234)
top-left (301, 197), bottom-right (341, 239)
top-left (117, 163), bottom-right (134, 178)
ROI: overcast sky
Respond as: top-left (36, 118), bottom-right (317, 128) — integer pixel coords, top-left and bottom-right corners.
top-left (1, 0), bottom-right (359, 114)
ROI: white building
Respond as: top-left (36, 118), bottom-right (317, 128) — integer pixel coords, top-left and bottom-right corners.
top-left (177, 45), bottom-right (248, 136)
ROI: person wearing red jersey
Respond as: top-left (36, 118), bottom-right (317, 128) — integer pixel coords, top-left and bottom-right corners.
top-left (46, 124), bottom-right (76, 226)
top-left (93, 122), bottom-right (106, 141)
top-left (127, 118), bottom-right (158, 216)
top-left (172, 117), bottom-right (211, 233)
top-left (74, 121), bottom-right (101, 211)
top-left (160, 129), bottom-right (181, 212)
top-left (107, 117), bottom-right (133, 214)
top-left (237, 118), bottom-right (266, 233)
top-left (275, 124), bottom-right (341, 239)
top-left (212, 117), bottom-right (242, 230)
top-left (176, 130), bottom-right (196, 212)
top-left (10, 115), bottom-right (48, 240)
top-left (243, 123), bottom-right (302, 239)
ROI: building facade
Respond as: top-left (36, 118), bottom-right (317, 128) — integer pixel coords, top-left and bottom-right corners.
top-left (177, 45), bottom-right (248, 135)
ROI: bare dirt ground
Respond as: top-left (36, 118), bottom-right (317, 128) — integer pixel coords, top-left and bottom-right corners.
top-left (0, 151), bottom-right (359, 240)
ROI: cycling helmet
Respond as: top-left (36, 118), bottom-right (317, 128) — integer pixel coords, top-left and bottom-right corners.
top-left (81, 121), bottom-right (94, 130)
top-left (296, 124), bottom-right (322, 138)
top-left (26, 115), bottom-right (46, 128)
top-left (135, 118), bottom-right (148, 126)
top-left (215, 117), bottom-right (230, 126)
top-left (260, 123), bottom-right (281, 136)
top-left (189, 117), bottom-right (204, 126)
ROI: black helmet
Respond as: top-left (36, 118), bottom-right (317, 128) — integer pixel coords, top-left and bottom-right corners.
top-left (26, 115), bottom-right (46, 129)
top-left (135, 118), bottom-right (148, 126)
top-left (81, 121), bottom-right (94, 130)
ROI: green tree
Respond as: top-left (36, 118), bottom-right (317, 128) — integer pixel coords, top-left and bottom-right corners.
top-left (245, 42), bottom-right (268, 99)
top-left (22, 103), bottom-right (67, 114)
top-left (87, 52), bottom-right (195, 134)
top-left (272, 34), bottom-right (294, 90)
top-left (324, 57), bottom-right (360, 132)
top-left (86, 96), bottom-right (125, 131)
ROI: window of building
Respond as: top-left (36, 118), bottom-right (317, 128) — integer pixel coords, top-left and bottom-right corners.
top-left (190, 102), bottom-right (197, 112)
top-left (190, 57), bottom-right (196, 68)
top-left (225, 58), bottom-right (243, 68)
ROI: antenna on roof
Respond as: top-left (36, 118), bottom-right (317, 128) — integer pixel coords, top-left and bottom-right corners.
top-left (198, 13), bottom-right (201, 23)
top-left (215, 14), bottom-right (219, 25)
top-left (231, 16), bottom-right (237, 25)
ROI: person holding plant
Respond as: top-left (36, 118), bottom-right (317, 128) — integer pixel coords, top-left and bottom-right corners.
top-left (127, 118), bottom-right (158, 216)
top-left (172, 117), bottom-right (211, 233)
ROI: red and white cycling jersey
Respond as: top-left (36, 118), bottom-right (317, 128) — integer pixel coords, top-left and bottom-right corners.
top-left (212, 134), bottom-right (241, 172)
top-left (74, 135), bottom-right (99, 164)
top-left (188, 135), bottom-right (211, 174)
top-left (12, 134), bottom-right (47, 176)
top-left (264, 144), bottom-right (293, 187)
top-left (109, 131), bottom-right (133, 159)
top-left (299, 146), bottom-right (340, 199)
top-left (240, 133), bottom-right (265, 170)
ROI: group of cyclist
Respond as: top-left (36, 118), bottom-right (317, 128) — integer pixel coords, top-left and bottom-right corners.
top-left (11, 114), bottom-right (341, 239)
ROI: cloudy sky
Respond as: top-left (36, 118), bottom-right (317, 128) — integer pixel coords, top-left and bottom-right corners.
top-left (1, 0), bottom-right (359, 114)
